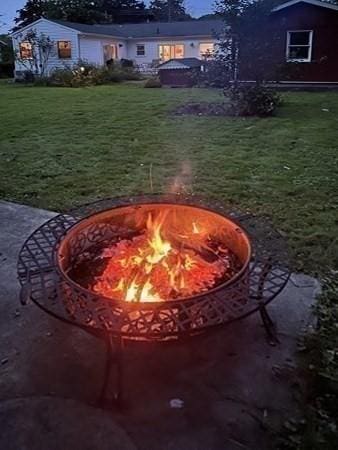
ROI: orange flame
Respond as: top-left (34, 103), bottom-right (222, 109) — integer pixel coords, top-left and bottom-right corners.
top-left (93, 209), bottom-right (226, 302)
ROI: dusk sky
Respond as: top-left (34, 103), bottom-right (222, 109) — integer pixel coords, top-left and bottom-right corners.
top-left (0, 0), bottom-right (215, 33)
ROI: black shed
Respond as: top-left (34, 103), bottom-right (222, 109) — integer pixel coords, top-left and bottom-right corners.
top-left (158, 58), bottom-right (203, 87)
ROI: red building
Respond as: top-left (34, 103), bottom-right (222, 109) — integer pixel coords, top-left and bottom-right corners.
top-left (243, 0), bottom-right (338, 83)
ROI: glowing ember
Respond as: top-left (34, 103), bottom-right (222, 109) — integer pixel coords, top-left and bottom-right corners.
top-left (91, 209), bottom-right (235, 303)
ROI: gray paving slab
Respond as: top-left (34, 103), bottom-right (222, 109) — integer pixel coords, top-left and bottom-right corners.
top-left (0, 200), bottom-right (320, 450)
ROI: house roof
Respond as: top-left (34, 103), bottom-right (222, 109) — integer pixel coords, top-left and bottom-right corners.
top-left (272, 0), bottom-right (338, 12)
top-left (48, 19), bottom-right (224, 39)
top-left (158, 58), bottom-right (203, 70)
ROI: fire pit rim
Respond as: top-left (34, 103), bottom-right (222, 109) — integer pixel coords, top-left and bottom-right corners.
top-left (17, 194), bottom-right (291, 340)
top-left (53, 200), bottom-right (252, 307)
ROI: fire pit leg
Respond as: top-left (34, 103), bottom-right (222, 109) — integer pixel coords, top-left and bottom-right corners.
top-left (256, 258), bottom-right (279, 345)
top-left (98, 335), bottom-right (125, 409)
top-left (115, 336), bottom-right (124, 407)
top-left (259, 305), bottom-right (279, 346)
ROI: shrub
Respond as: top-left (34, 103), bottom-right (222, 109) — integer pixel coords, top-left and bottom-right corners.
top-left (0, 62), bottom-right (14, 78)
top-left (144, 77), bottom-right (162, 88)
top-left (120, 58), bottom-right (134, 68)
top-left (33, 76), bottom-right (51, 86)
top-left (224, 84), bottom-right (281, 117)
top-left (194, 60), bottom-right (231, 88)
top-left (48, 67), bottom-right (83, 87)
top-left (46, 62), bottom-right (141, 87)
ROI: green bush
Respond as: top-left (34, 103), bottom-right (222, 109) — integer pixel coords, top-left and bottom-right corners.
top-left (32, 76), bottom-right (51, 86)
top-left (144, 77), bottom-right (162, 88)
top-left (45, 61), bottom-right (141, 87)
top-left (120, 58), bottom-right (134, 68)
top-left (224, 84), bottom-right (281, 117)
top-left (0, 62), bottom-right (14, 78)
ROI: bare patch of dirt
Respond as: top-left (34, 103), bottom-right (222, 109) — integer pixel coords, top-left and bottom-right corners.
top-left (174, 102), bottom-right (231, 117)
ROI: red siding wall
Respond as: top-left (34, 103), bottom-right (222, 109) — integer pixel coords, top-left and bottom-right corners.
top-left (240, 3), bottom-right (338, 82)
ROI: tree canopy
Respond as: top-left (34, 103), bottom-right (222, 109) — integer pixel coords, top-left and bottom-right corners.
top-left (214, 0), bottom-right (285, 82)
top-left (149, 0), bottom-right (191, 22)
top-left (13, 0), bottom-right (148, 31)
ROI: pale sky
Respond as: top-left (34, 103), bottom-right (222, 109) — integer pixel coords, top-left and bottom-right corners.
top-left (0, 0), bottom-right (215, 33)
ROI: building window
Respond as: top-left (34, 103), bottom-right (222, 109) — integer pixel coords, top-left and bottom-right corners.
top-left (286, 30), bottom-right (313, 62)
top-left (19, 42), bottom-right (32, 59)
top-left (136, 44), bottom-right (145, 56)
top-left (159, 44), bottom-right (184, 61)
top-left (199, 43), bottom-right (214, 59)
top-left (57, 41), bottom-right (72, 59)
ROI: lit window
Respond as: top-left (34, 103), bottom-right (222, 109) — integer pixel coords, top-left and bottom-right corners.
top-left (200, 43), bottom-right (214, 59)
top-left (136, 44), bottom-right (145, 56)
top-left (19, 42), bottom-right (32, 59)
top-left (58, 41), bottom-right (72, 59)
top-left (159, 44), bottom-right (184, 61)
top-left (286, 31), bottom-right (313, 62)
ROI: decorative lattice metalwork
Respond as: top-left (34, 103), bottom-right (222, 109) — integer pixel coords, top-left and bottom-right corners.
top-left (17, 195), bottom-right (290, 342)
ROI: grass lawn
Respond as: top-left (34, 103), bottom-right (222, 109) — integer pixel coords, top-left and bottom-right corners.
top-left (0, 82), bottom-right (337, 273)
top-left (0, 81), bottom-right (337, 446)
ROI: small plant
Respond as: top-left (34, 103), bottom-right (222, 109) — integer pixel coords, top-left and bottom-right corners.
top-left (144, 77), bottom-right (162, 88)
top-left (224, 84), bottom-right (282, 117)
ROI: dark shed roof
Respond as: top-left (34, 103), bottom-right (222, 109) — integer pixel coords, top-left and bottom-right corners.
top-left (158, 58), bottom-right (203, 70)
top-left (50, 19), bottom-right (224, 39)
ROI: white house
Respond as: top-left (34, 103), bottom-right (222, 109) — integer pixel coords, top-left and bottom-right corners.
top-left (11, 18), bottom-right (223, 77)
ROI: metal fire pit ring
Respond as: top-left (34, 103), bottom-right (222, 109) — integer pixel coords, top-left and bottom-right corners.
top-left (17, 194), bottom-right (291, 406)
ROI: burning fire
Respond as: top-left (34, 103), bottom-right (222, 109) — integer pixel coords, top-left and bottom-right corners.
top-left (92, 209), bottom-right (231, 303)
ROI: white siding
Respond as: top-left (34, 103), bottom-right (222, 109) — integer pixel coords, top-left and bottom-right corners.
top-left (127, 38), bottom-right (217, 64)
top-left (79, 35), bottom-right (127, 65)
top-left (13, 19), bottom-right (80, 74)
top-left (12, 18), bottom-right (219, 75)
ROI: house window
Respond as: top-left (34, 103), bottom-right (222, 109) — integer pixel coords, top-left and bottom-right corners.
top-left (19, 42), bottom-right (32, 59)
top-left (136, 44), bottom-right (145, 56)
top-left (286, 31), bottom-right (313, 62)
top-left (159, 44), bottom-right (184, 61)
top-left (200, 43), bottom-right (214, 59)
top-left (57, 41), bottom-right (72, 59)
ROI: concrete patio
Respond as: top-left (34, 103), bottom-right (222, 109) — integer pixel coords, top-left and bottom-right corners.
top-left (0, 200), bottom-right (320, 450)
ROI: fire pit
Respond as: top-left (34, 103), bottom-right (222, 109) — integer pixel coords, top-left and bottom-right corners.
top-left (17, 195), bottom-right (290, 405)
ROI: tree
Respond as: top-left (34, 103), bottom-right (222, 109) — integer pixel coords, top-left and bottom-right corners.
top-left (99, 0), bottom-right (147, 23)
top-left (214, 0), bottom-right (282, 83)
top-left (0, 35), bottom-right (14, 64)
top-left (12, 0), bottom-right (147, 31)
top-left (15, 29), bottom-right (54, 76)
top-left (47, 0), bottom-right (107, 24)
top-left (13, 0), bottom-right (50, 31)
top-left (149, 0), bottom-right (191, 22)
top-left (197, 14), bottom-right (222, 20)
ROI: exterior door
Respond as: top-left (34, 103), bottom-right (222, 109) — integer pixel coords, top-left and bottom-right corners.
top-left (103, 44), bottom-right (117, 64)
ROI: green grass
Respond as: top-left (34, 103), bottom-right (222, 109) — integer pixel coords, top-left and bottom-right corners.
top-left (1, 82), bottom-right (337, 272)
top-left (0, 82), bottom-right (337, 447)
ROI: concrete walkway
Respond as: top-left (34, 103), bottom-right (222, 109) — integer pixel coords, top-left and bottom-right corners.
top-left (0, 201), bottom-right (320, 450)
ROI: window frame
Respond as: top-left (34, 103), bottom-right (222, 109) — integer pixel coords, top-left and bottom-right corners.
top-left (19, 41), bottom-right (33, 60)
top-left (57, 40), bottom-right (72, 59)
top-left (136, 44), bottom-right (145, 57)
top-left (286, 30), bottom-right (313, 63)
top-left (159, 44), bottom-right (185, 61)
top-left (199, 42), bottom-right (215, 59)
